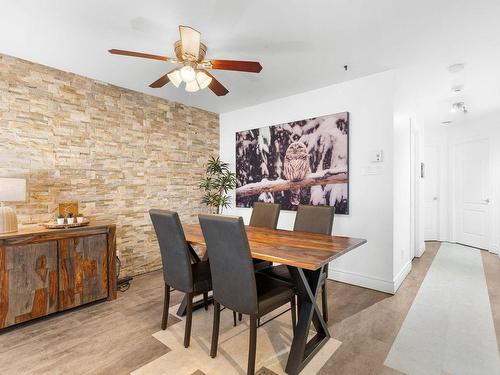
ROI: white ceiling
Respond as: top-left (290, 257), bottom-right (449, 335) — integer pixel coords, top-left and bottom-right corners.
top-left (1, 0), bottom-right (500, 116)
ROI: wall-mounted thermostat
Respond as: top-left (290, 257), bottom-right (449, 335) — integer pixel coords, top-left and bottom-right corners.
top-left (371, 150), bottom-right (383, 162)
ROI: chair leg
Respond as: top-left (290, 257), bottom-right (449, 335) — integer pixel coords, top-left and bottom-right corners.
top-left (233, 311), bottom-right (237, 327)
top-left (248, 316), bottom-right (258, 375)
top-left (184, 293), bottom-right (193, 348)
top-left (211, 301), bottom-right (221, 358)
top-left (238, 312), bottom-right (243, 322)
top-left (290, 297), bottom-right (297, 334)
top-left (203, 292), bottom-right (209, 311)
top-left (161, 284), bottom-right (170, 330)
top-left (322, 280), bottom-right (328, 323)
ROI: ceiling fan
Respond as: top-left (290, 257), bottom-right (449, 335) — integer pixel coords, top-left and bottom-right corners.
top-left (108, 25), bottom-right (262, 96)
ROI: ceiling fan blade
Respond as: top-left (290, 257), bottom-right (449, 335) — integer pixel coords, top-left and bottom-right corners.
top-left (179, 25), bottom-right (201, 60)
top-left (149, 73), bottom-right (171, 88)
top-left (209, 59), bottom-right (262, 73)
top-left (204, 71), bottom-right (229, 96)
top-left (108, 49), bottom-right (169, 61)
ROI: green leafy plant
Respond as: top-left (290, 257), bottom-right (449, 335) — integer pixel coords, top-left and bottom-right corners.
top-left (199, 156), bottom-right (237, 214)
top-left (77, 213), bottom-right (84, 218)
top-left (57, 214), bottom-right (64, 219)
top-left (67, 212), bottom-right (74, 218)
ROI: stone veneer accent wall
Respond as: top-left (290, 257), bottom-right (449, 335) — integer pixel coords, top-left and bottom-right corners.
top-left (0, 53), bottom-right (219, 276)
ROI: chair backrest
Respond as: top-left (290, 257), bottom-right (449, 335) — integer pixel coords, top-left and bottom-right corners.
top-left (198, 214), bottom-right (258, 315)
top-left (293, 205), bottom-right (335, 235)
top-left (249, 202), bottom-right (281, 229)
top-left (149, 209), bottom-right (193, 293)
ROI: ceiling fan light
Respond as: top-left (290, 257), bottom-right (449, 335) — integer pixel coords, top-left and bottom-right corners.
top-left (167, 69), bottom-right (182, 87)
top-left (185, 80), bottom-right (200, 92)
top-left (180, 65), bottom-right (196, 82)
top-left (196, 71), bottom-right (212, 89)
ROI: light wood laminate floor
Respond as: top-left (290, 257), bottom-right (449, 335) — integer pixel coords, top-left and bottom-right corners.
top-left (0, 242), bottom-right (498, 374)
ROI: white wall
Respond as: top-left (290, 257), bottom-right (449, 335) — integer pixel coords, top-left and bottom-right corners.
top-left (392, 115), bottom-right (412, 288)
top-left (424, 112), bottom-right (500, 254)
top-left (220, 71), bottom-right (409, 293)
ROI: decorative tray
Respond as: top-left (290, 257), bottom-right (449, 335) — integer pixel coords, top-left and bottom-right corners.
top-left (43, 220), bottom-right (90, 229)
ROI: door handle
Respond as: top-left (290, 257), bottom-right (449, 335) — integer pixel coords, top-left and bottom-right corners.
top-left (483, 198), bottom-right (490, 204)
top-left (433, 197), bottom-right (438, 201)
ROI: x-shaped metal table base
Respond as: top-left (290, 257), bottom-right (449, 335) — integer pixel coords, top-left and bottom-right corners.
top-left (285, 266), bottom-right (331, 375)
top-left (177, 246), bottom-right (331, 375)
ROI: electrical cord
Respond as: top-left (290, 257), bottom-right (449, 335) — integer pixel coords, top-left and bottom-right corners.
top-left (116, 256), bottom-right (132, 292)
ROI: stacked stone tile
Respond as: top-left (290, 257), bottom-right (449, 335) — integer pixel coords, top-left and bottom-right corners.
top-left (0, 53), bottom-right (219, 276)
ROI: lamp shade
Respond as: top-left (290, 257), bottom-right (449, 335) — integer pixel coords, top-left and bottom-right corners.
top-left (167, 69), bottom-right (183, 88)
top-left (196, 70), bottom-right (212, 89)
top-left (0, 178), bottom-right (26, 202)
top-left (185, 80), bottom-right (200, 92)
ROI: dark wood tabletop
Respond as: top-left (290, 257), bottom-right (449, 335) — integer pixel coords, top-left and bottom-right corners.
top-left (182, 223), bottom-right (366, 271)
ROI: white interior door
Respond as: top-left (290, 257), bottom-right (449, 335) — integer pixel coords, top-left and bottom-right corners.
top-left (455, 139), bottom-right (490, 249)
top-left (424, 145), bottom-right (440, 240)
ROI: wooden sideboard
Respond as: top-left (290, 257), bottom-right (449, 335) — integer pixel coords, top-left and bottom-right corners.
top-left (0, 223), bottom-right (116, 329)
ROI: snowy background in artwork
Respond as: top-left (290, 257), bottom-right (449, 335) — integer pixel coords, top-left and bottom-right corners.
top-left (235, 112), bottom-right (349, 214)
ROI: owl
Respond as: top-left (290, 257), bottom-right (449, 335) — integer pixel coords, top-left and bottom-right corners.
top-left (283, 141), bottom-right (310, 205)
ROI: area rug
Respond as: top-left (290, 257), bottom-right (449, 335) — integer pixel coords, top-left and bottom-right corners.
top-left (385, 243), bottom-right (500, 374)
top-left (132, 301), bottom-right (341, 375)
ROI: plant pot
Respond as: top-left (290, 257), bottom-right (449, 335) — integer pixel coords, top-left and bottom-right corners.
top-left (77, 216), bottom-right (85, 224)
top-left (67, 217), bottom-right (74, 224)
top-left (57, 218), bottom-right (65, 225)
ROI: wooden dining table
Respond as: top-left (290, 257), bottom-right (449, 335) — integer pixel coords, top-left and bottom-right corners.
top-left (179, 223), bottom-right (366, 375)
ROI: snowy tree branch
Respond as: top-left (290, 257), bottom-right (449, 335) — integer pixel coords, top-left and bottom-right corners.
top-left (236, 167), bottom-right (348, 198)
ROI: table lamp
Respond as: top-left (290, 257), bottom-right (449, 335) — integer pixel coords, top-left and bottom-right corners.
top-left (0, 178), bottom-right (26, 234)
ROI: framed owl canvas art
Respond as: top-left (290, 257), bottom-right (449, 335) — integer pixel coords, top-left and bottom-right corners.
top-left (235, 112), bottom-right (349, 214)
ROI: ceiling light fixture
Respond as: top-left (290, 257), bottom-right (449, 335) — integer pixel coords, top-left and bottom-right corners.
top-left (180, 65), bottom-right (196, 82)
top-left (450, 102), bottom-right (468, 114)
top-left (441, 120), bottom-right (453, 126)
top-left (448, 63), bottom-right (465, 74)
top-left (166, 67), bottom-right (212, 92)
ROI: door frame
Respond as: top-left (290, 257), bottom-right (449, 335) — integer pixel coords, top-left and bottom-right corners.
top-left (410, 120), bottom-right (424, 257)
top-left (450, 136), bottom-right (493, 252)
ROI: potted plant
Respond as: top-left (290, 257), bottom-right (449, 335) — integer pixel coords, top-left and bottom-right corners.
top-left (67, 212), bottom-right (74, 224)
top-left (199, 156), bottom-right (237, 214)
top-left (76, 213), bottom-right (85, 224)
top-left (57, 214), bottom-right (65, 225)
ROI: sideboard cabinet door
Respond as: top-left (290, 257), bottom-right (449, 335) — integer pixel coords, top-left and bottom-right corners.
top-left (0, 241), bottom-right (58, 328)
top-left (58, 234), bottom-right (108, 310)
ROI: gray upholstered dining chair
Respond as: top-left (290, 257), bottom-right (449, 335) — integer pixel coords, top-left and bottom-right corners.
top-left (199, 214), bottom-right (296, 375)
top-left (149, 209), bottom-right (212, 348)
top-left (260, 204), bottom-right (335, 322)
top-left (249, 202), bottom-right (281, 229)
top-left (249, 202), bottom-right (280, 272)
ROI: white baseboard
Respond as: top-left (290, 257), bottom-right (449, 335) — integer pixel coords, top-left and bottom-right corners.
top-left (328, 267), bottom-right (394, 294)
top-left (328, 261), bottom-right (412, 295)
top-left (393, 261), bottom-right (412, 293)
top-left (415, 241), bottom-right (426, 257)
top-left (490, 243), bottom-right (499, 255)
